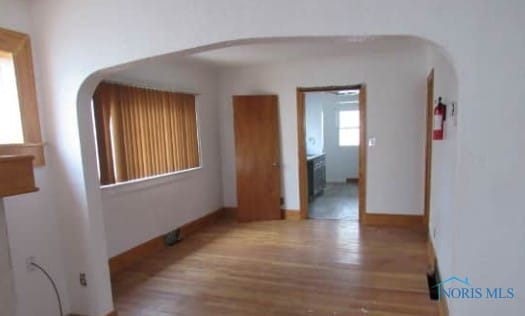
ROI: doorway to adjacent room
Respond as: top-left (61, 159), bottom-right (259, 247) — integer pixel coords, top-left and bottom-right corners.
top-left (297, 85), bottom-right (367, 221)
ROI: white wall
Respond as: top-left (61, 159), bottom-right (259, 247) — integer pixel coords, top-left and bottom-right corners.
top-left (101, 60), bottom-right (223, 257)
top-left (305, 94), bottom-right (324, 155)
top-left (0, 199), bottom-right (15, 316)
top-left (14, 1), bottom-right (525, 315)
top-left (427, 46), bottom-right (459, 288)
top-left (0, 1), bottom-right (71, 315)
top-left (219, 41), bottom-right (428, 214)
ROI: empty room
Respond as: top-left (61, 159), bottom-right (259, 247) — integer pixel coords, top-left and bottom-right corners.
top-left (0, 1), bottom-right (523, 316)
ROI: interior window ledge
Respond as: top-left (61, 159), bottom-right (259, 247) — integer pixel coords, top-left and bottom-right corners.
top-left (0, 143), bottom-right (45, 167)
top-left (100, 166), bottom-right (203, 195)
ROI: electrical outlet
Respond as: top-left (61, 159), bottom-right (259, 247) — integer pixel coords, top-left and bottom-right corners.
top-left (79, 273), bottom-right (87, 287)
top-left (26, 256), bottom-right (35, 272)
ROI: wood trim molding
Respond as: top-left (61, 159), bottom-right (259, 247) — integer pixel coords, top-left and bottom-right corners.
top-left (439, 292), bottom-right (449, 316)
top-left (0, 27), bottom-right (45, 166)
top-left (427, 236), bottom-right (437, 274)
top-left (297, 84), bottom-right (367, 221)
top-left (222, 207), bottom-right (238, 219)
top-left (108, 206), bottom-right (303, 275)
top-left (108, 235), bottom-right (164, 276)
top-left (108, 207), bottom-right (226, 276)
top-left (69, 311), bottom-right (116, 316)
top-left (297, 85), bottom-right (362, 93)
top-left (358, 85), bottom-right (367, 221)
top-left (296, 90), bottom-right (308, 220)
top-left (282, 209), bottom-right (301, 220)
top-left (221, 207), bottom-right (302, 221)
top-left (0, 155), bottom-right (38, 197)
top-left (0, 143), bottom-right (44, 166)
top-left (428, 237), bottom-right (449, 316)
top-left (179, 207), bottom-right (225, 239)
top-left (423, 69), bottom-right (435, 230)
top-left (70, 312), bottom-right (118, 316)
top-left (362, 213), bottom-right (424, 229)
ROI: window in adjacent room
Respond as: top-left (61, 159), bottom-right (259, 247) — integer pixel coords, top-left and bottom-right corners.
top-left (338, 110), bottom-right (360, 146)
top-left (92, 82), bottom-right (200, 185)
top-left (0, 27), bottom-right (45, 165)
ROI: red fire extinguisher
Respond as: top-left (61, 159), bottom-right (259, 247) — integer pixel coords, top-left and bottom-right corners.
top-left (433, 97), bottom-right (446, 140)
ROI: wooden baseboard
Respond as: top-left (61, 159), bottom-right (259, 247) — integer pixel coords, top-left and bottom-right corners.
top-left (222, 207), bottom-right (302, 220)
top-left (345, 177), bottom-right (359, 183)
top-left (69, 310), bottom-right (116, 316)
top-left (69, 311), bottom-right (117, 316)
top-left (108, 235), bottom-right (164, 276)
top-left (108, 210), bottom-right (422, 276)
top-left (179, 207), bottom-right (226, 239)
top-left (363, 213), bottom-right (424, 229)
top-left (427, 235), bottom-right (437, 274)
top-left (108, 207), bottom-right (225, 276)
top-left (222, 207), bottom-right (238, 219)
top-left (282, 209), bottom-right (301, 220)
top-left (428, 236), bottom-right (448, 316)
top-left (439, 293), bottom-right (449, 316)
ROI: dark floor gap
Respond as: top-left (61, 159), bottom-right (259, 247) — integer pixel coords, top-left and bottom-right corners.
top-left (427, 263), bottom-right (441, 300)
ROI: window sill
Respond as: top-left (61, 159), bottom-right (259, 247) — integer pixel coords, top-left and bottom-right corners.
top-left (0, 143), bottom-right (45, 167)
top-left (0, 155), bottom-right (38, 197)
top-left (100, 166), bottom-right (202, 195)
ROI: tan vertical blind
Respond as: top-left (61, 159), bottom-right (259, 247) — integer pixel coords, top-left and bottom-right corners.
top-left (93, 82), bottom-right (199, 185)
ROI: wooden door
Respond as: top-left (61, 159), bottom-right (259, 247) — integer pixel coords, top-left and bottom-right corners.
top-left (233, 95), bottom-right (282, 222)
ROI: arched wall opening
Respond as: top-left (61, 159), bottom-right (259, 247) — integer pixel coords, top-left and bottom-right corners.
top-left (76, 35), bottom-right (458, 313)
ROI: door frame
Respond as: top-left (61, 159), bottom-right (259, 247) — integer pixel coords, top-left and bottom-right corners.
top-left (296, 84), bottom-right (367, 221)
top-left (423, 69), bottom-right (434, 229)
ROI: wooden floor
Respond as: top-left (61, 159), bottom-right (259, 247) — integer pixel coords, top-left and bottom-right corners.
top-left (112, 219), bottom-right (438, 315)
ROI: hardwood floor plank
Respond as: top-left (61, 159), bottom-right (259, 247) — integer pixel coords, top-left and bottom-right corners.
top-left (112, 219), bottom-right (438, 315)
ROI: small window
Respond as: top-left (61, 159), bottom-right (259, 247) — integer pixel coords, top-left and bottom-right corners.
top-left (0, 27), bottom-right (45, 165)
top-left (92, 82), bottom-right (200, 185)
top-left (339, 110), bottom-right (360, 146)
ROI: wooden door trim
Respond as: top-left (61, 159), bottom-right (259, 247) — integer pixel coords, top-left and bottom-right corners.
top-left (297, 84), bottom-right (367, 221)
top-left (423, 69), bottom-right (434, 230)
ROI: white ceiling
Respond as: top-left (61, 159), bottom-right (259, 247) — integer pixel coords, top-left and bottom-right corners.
top-left (179, 36), bottom-right (425, 68)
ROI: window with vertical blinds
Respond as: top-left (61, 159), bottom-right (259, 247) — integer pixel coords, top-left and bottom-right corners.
top-left (92, 81), bottom-right (200, 185)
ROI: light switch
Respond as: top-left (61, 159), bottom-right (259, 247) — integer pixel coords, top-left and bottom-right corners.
top-left (368, 137), bottom-right (376, 147)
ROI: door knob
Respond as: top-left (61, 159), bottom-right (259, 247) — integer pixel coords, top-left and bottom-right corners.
top-left (272, 162), bottom-right (280, 167)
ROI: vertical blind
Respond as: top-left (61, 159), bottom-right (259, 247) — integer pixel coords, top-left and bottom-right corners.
top-left (93, 82), bottom-right (199, 185)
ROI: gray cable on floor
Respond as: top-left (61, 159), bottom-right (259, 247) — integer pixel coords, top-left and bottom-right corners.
top-left (31, 262), bottom-right (64, 316)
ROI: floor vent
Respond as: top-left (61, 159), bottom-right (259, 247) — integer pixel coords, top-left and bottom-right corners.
top-left (164, 228), bottom-right (182, 246)
top-left (427, 271), bottom-right (440, 300)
